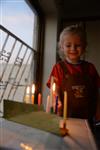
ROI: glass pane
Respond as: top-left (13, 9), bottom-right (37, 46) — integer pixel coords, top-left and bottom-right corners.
top-left (0, 0), bottom-right (39, 114)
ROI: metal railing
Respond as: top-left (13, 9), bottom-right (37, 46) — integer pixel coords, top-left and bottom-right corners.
top-left (0, 25), bottom-right (37, 111)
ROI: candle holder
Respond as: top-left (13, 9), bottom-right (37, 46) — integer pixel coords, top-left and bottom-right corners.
top-left (59, 119), bottom-right (69, 136)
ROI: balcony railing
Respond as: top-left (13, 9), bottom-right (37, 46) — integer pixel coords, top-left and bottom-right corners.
top-left (0, 25), bottom-right (37, 113)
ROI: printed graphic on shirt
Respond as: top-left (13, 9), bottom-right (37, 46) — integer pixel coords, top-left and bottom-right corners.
top-left (72, 85), bottom-right (86, 98)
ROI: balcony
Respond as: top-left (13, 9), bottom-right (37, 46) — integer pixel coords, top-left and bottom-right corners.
top-left (0, 25), bottom-right (37, 115)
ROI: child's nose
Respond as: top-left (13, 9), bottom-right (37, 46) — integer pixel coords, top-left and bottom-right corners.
top-left (71, 45), bottom-right (77, 51)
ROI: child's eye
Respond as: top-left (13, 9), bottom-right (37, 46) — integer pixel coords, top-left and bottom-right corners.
top-left (64, 44), bottom-right (82, 48)
top-left (76, 44), bottom-right (82, 48)
top-left (65, 45), bottom-right (71, 48)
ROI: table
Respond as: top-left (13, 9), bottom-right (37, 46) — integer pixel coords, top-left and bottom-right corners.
top-left (0, 118), bottom-right (98, 150)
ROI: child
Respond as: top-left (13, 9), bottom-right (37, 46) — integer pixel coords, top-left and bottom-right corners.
top-left (47, 24), bottom-right (100, 125)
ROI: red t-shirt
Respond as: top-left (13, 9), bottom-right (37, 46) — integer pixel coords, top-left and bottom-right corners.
top-left (47, 60), bottom-right (100, 121)
top-left (47, 60), bottom-right (100, 89)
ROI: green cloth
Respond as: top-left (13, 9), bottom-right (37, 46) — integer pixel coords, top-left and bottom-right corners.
top-left (8, 111), bottom-right (61, 135)
top-left (3, 100), bottom-right (62, 135)
top-left (4, 100), bottom-right (44, 118)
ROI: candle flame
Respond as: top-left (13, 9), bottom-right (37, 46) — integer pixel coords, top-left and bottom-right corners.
top-left (26, 86), bottom-right (30, 94)
top-left (32, 84), bottom-right (35, 94)
top-left (52, 82), bottom-right (56, 92)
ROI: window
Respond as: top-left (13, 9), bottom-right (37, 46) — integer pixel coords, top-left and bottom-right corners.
top-left (0, 0), bottom-right (40, 106)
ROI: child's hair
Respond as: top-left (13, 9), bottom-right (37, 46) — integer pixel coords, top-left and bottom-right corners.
top-left (58, 24), bottom-right (87, 59)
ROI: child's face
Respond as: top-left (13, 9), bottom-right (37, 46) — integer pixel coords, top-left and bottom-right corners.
top-left (62, 33), bottom-right (85, 63)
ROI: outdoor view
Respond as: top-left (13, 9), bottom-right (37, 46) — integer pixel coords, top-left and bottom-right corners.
top-left (0, 0), bottom-right (38, 113)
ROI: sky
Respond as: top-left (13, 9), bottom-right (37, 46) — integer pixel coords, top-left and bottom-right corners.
top-left (0, 0), bottom-right (35, 47)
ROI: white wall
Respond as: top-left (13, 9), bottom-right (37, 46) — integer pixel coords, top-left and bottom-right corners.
top-left (42, 19), bottom-right (100, 109)
top-left (42, 15), bottom-right (57, 108)
top-left (86, 20), bottom-right (100, 74)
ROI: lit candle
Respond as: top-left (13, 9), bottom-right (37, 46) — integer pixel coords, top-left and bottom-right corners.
top-left (63, 91), bottom-right (67, 121)
top-left (31, 84), bottom-right (35, 104)
top-left (50, 76), bottom-right (54, 108)
top-left (25, 86), bottom-right (30, 103)
top-left (38, 93), bottom-right (42, 107)
top-left (52, 82), bottom-right (56, 111)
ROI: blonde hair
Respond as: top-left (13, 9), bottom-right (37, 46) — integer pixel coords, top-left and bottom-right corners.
top-left (58, 24), bottom-right (87, 59)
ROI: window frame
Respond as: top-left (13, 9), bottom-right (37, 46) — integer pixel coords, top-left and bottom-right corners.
top-left (25, 0), bottom-right (45, 99)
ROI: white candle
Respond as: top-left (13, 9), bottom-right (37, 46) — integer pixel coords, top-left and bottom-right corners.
top-left (63, 91), bottom-right (67, 120)
top-left (50, 76), bottom-right (54, 107)
top-left (25, 86), bottom-right (30, 103)
top-left (46, 95), bottom-right (50, 113)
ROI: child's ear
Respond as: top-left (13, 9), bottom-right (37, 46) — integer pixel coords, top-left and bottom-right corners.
top-left (60, 45), bottom-right (64, 51)
top-left (58, 41), bottom-right (64, 51)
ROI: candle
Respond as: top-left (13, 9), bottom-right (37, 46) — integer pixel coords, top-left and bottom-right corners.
top-left (31, 84), bottom-right (35, 104)
top-left (50, 76), bottom-right (54, 108)
top-left (52, 82), bottom-right (56, 100)
top-left (63, 91), bottom-right (67, 121)
top-left (25, 86), bottom-right (30, 103)
top-left (46, 95), bottom-right (50, 113)
top-left (31, 94), bottom-right (34, 104)
top-left (38, 93), bottom-right (42, 106)
top-left (52, 82), bottom-right (56, 111)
